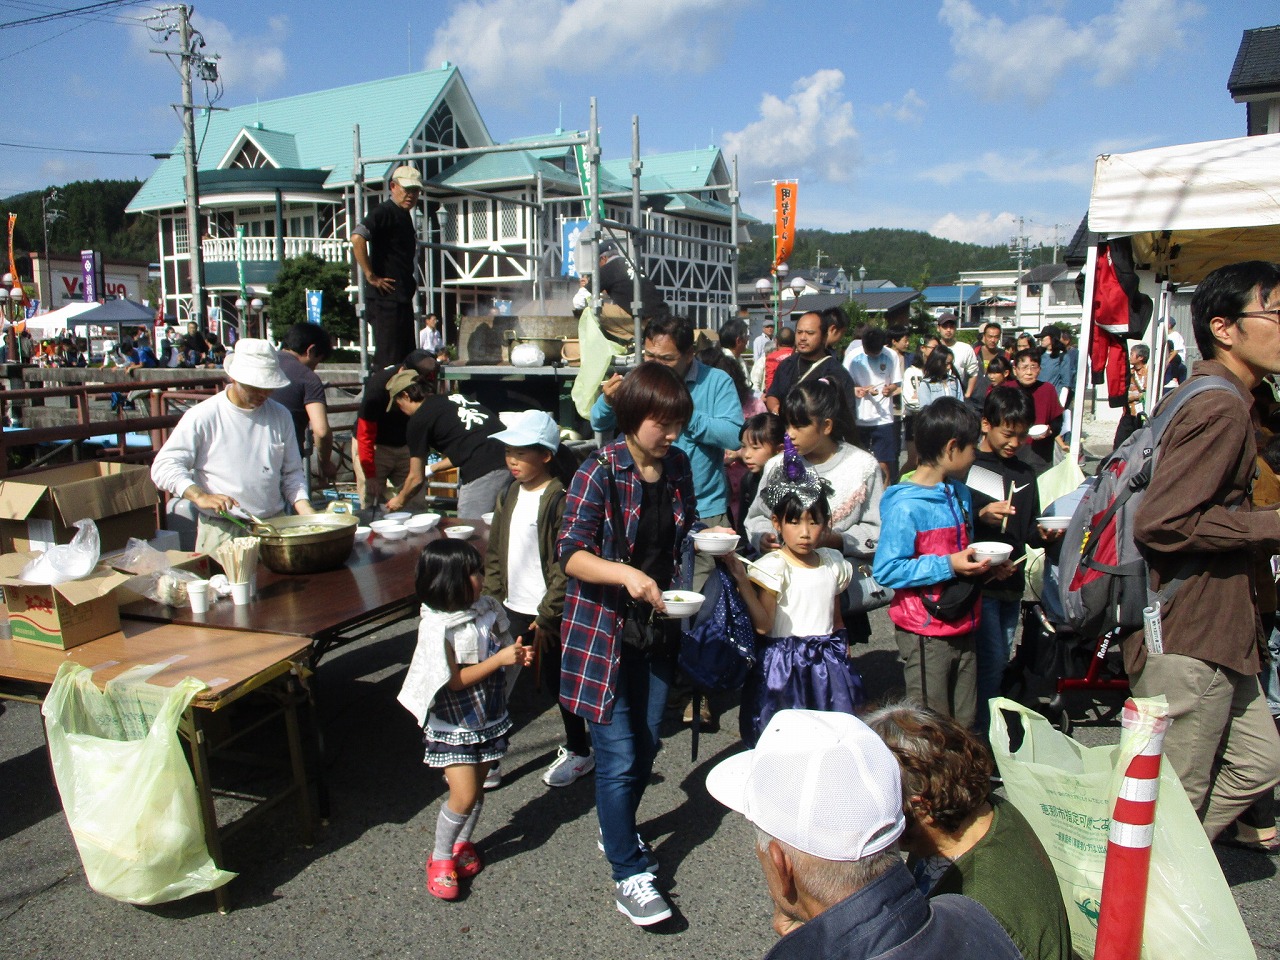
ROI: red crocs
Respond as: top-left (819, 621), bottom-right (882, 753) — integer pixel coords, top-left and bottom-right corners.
top-left (426, 857), bottom-right (459, 900)
top-left (452, 841), bottom-right (483, 880)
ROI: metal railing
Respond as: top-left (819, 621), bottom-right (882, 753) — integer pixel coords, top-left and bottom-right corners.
top-left (201, 236), bottom-right (352, 263)
top-left (1, 376), bottom-right (363, 479)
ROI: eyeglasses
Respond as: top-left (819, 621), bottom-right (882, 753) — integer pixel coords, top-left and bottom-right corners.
top-left (642, 350), bottom-right (683, 364)
top-left (1238, 309), bottom-right (1280, 324)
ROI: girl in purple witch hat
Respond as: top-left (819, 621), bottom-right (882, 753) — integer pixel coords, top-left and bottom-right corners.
top-left (735, 435), bottom-right (866, 746)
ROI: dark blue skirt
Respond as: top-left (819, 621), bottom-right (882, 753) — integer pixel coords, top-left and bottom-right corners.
top-left (739, 630), bottom-right (864, 747)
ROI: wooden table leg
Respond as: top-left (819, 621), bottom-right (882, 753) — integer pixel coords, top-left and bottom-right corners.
top-left (186, 707), bottom-right (231, 914)
top-left (283, 676), bottom-right (316, 845)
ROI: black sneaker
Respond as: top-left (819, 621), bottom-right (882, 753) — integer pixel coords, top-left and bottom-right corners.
top-left (614, 872), bottom-right (672, 926)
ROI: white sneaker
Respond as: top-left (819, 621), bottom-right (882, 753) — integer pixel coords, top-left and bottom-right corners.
top-left (484, 761), bottom-right (502, 790)
top-left (615, 872), bottom-right (671, 926)
top-left (542, 746), bottom-right (595, 787)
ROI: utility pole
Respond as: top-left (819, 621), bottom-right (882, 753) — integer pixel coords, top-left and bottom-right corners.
top-left (1051, 222), bottom-right (1067, 264)
top-left (148, 5), bottom-right (218, 328)
top-left (1007, 216), bottom-right (1030, 276)
top-left (41, 187), bottom-right (61, 299)
top-left (814, 249), bottom-right (826, 272)
top-left (1008, 216), bottom-right (1031, 329)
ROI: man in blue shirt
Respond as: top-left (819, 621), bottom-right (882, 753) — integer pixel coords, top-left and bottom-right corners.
top-left (591, 313), bottom-right (743, 573)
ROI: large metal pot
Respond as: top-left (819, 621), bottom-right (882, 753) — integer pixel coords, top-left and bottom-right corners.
top-left (252, 506), bottom-right (358, 574)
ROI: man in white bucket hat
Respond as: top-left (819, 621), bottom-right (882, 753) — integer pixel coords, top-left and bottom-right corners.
top-left (152, 338), bottom-right (315, 551)
top-left (706, 709), bottom-right (1022, 960)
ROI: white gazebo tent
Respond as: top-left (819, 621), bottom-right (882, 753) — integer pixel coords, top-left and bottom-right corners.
top-left (24, 300), bottom-right (98, 337)
top-left (1071, 133), bottom-right (1280, 461)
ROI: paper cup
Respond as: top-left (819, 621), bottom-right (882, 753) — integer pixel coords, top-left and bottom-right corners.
top-left (187, 579), bottom-right (211, 614)
top-left (231, 581), bottom-right (252, 606)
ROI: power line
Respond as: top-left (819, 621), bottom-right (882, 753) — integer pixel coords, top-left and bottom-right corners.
top-left (0, 138), bottom-right (170, 158)
top-left (0, 0), bottom-right (141, 29)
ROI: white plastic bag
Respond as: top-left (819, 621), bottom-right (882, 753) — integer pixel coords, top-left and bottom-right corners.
top-left (41, 661), bottom-right (235, 904)
top-left (21, 518), bottom-right (100, 585)
top-left (990, 697), bottom-right (1256, 960)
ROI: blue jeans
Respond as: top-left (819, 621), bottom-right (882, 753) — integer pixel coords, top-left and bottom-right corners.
top-left (588, 644), bottom-right (672, 882)
top-left (975, 595), bottom-right (1021, 735)
top-left (1263, 624), bottom-right (1280, 719)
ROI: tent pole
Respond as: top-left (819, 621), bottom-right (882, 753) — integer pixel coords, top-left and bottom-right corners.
top-left (1069, 244), bottom-right (1099, 466)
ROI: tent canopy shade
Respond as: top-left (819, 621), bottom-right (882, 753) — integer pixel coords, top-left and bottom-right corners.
top-left (1088, 134), bottom-right (1280, 284)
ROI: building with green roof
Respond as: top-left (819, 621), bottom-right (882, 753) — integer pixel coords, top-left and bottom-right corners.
top-left (128, 65), bottom-right (748, 335)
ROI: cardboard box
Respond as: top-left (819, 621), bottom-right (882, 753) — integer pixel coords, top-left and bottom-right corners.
top-left (0, 462), bottom-right (159, 554)
top-left (0, 553), bottom-right (131, 650)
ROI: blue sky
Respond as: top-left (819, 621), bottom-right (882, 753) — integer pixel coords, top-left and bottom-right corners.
top-left (1, 0), bottom-right (1274, 248)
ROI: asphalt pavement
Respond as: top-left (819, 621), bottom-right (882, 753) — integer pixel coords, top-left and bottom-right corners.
top-left (3, 609), bottom-right (1278, 959)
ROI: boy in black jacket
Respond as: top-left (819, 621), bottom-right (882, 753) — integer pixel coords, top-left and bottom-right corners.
top-left (965, 388), bottom-right (1064, 734)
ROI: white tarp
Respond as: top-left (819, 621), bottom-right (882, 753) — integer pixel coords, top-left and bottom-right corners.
top-left (24, 300), bottom-right (98, 335)
top-left (1088, 134), bottom-right (1280, 284)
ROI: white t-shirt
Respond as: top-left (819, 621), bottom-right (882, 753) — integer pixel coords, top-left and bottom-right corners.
top-left (843, 339), bottom-right (864, 370)
top-left (848, 350), bottom-right (902, 426)
top-left (504, 485), bottom-right (548, 616)
top-left (748, 548), bottom-right (852, 638)
top-left (945, 339), bottom-right (979, 387)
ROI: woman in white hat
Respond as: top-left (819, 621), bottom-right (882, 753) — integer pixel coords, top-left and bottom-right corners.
top-left (152, 338), bottom-right (315, 551)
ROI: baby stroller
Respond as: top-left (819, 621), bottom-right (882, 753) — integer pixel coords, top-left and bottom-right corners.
top-left (1002, 482), bottom-right (1130, 735)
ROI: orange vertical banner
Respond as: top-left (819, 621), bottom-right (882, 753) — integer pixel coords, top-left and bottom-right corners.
top-left (7, 213), bottom-right (27, 308)
top-left (773, 181), bottom-right (798, 271)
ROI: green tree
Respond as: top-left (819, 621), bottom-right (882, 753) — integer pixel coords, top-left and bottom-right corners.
top-left (267, 253), bottom-right (357, 341)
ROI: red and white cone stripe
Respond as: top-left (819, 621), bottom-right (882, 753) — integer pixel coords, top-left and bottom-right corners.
top-left (1095, 698), bottom-right (1169, 960)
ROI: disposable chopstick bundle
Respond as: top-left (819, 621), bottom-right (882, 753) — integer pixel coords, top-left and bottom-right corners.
top-left (214, 537), bottom-right (260, 584)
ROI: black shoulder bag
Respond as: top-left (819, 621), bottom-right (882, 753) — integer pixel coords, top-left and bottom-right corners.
top-left (600, 455), bottom-right (670, 655)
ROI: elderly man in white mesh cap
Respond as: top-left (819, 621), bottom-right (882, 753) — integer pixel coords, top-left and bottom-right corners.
top-left (707, 710), bottom-right (1024, 960)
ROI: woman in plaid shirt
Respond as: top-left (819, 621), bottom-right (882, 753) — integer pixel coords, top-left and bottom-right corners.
top-left (557, 362), bottom-right (700, 926)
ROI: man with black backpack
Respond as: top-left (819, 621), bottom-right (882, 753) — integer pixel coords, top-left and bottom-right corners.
top-left (1127, 260), bottom-right (1280, 841)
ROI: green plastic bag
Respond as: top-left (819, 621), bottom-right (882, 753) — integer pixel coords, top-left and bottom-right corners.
top-left (41, 661), bottom-right (235, 905)
top-left (990, 697), bottom-right (1255, 960)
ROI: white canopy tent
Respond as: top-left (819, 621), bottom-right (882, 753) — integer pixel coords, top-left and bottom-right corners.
top-left (24, 301), bottom-right (97, 336)
top-left (1088, 134), bottom-right (1280, 285)
top-left (1070, 134), bottom-right (1280, 462)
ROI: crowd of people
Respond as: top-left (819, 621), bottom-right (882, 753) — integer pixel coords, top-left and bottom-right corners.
top-left (139, 257), bottom-right (1280, 958)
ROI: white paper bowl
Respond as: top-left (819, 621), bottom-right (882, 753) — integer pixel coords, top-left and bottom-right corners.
top-left (383, 511), bottom-right (412, 522)
top-left (970, 541), bottom-right (1013, 564)
top-left (354, 525), bottom-right (373, 542)
top-left (370, 519), bottom-right (400, 532)
top-left (377, 523), bottom-right (408, 541)
top-left (691, 531), bottom-right (740, 555)
top-left (1036, 515), bottom-right (1070, 531)
top-left (481, 512), bottom-right (495, 525)
top-left (661, 590), bottom-right (704, 617)
top-left (444, 525), bottom-right (475, 540)
top-left (405, 513), bottom-right (441, 532)
top-left (1027, 424), bottom-right (1050, 439)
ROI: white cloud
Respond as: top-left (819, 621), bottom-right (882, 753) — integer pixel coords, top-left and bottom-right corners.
top-left (876, 89), bottom-right (926, 125)
top-left (917, 149), bottom-right (1091, 187)
top-left (930, 211), bottom-right (1021, 246)
top-left (195, 15), bottom-right (288, 97)
top-left (126, 12), bottom-right (288, 98)
top-left (40, 158), bottom-right (99, 183)
top-left (721, 70), bottom-right (858, 184)
top-left (929, 211), bottom-right (1066, 247)
top-left (939, 0), bottom-right (1202, 104)
top-left (427, 0), bottom-right (733, 98)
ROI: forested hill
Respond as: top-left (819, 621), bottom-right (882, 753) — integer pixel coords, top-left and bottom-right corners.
top-left (736, 224), bottom-right (1052, 288)
top-left (4, 179), bottom-right (1057, 289)
top-left (3, 180), bottom-right (154, 267)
